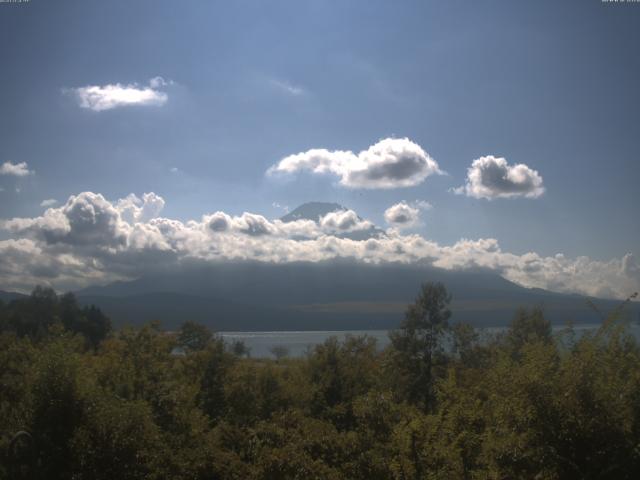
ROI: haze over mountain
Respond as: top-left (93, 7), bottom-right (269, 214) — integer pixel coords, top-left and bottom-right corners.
top-left (75, 259), bottom-right (638, 331)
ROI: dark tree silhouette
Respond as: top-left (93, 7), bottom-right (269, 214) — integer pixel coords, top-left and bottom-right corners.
top-left (177, 320), bottom-right (213, 352)
top-left (389, 282), bottom-right (451, 412)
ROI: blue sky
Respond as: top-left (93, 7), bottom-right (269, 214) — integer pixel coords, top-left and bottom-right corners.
top-left (0, 0), bottom-right (638, 297)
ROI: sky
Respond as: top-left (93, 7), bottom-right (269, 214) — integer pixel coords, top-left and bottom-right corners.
top-left (0, 0), bottom-right (639, 298)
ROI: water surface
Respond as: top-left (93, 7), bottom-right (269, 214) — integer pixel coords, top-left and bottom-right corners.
top-left (220, 323), bottom-right (640, 358)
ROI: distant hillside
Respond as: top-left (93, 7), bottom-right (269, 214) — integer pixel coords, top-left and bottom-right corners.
top-left (280, 202), bottom-right (346, 222)
top-left (0, 290), bottom-right (28, 303)
top-left (76, 261), bottom-right (637, 331)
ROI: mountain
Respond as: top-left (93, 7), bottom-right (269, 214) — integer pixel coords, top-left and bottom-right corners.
top-left (281, 201), bottom-right (386, 241)
top-left (76, 261), bottom-right (638, 331)
top-left (280, 202), bottom-right (346, 222)
top-left (0, 290), bottom-right (28, 303)
top-left (7, 201), bottom-right (635, 331)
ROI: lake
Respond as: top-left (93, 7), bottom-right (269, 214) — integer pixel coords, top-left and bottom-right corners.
top-left (220, 323), bottom-right (640, 358)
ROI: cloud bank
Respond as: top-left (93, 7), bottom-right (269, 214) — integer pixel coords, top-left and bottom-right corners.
top-left (454, 156), bottom-right (545, 199)
top-left (1, 191), bottom-right (637, 300)
top-left (267, 138), bottom-right (442, 189)
top-left (70, 77), bottom-right (170, 111)
top-left (0, 161), bottom-right (32, 177)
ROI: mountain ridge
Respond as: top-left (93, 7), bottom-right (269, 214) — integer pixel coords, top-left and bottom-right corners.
top-left (74, 260), bottom-right (637, 331)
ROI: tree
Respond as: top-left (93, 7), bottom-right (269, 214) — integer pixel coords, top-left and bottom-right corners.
top-left (270, 345), bottom-right (290, 362)
top-left (388, 282), bottom-right (451, 411)
top-left (231, 339), bottom-right (251, 358)
top-left (60, 292), bottom-right (111, 347)
top-left (199, 339), bottom-right (233, 423)
top-left (1, 288), bottom-right (111, 347)
top-left (306, 335), bottom-right (379, 430)
top-left (9, 286), bottom-right (58, 338)
top-left (80, 305), bottom-right (112, 348)
top-left (451, 322), bottom-right (480, 366)
top-left (178, 321), bottom-right (213, 352)
top-left (504, 306), bottom-right (551, 357)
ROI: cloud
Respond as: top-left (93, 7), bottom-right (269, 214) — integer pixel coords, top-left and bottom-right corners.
top-left (267, 138), bottom-right (443, 189)
top-left (272, 202), bottom-right (289, 213)
top-left (621, 253), bottom-right (640, 281)
top-left (454, 156), bottom-right (545, 199)
top-left (149, 76), bottom-right (172, 89)
top-left (116, 193), bottom-right (165, 224)
top-left (70, 77), bottom-right (170, 111)
top-left (206, 212), bottom-right (232, 233)
top-left (4, 192), bottom-right (129, 248)
top-left (384, 202), bottom-right (421, 228)
top-left (0, 238), bottom-right (110, 293)
top-left (0, 161), bottom-right (32, 176)
top-left (413, 200), bottom-right (433, 210)
top-left (319, 210), bottom-right (374, 233)
top-left (270, 79), bottom-right (305, 96)
top-left (40, 199), bottom-right (58, 208)
top-left (1, 190), bottom-right (638, 299)
top-left (233, 213), bottom-right (276, 237)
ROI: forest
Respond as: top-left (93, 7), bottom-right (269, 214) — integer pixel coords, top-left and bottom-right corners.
top-left (1, 284), bottom-right (639, 479)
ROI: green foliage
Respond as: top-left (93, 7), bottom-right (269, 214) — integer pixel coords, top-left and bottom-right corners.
top-left (199, 337), bottom-right (235, 423)
top-left (0, 287), bottom-right (111, 347)
top-left (388, 282), bottom-right (452, 411)
top-left (450, 321), bottom-right (479, 365)
top-left (0, 284), bottom-right (639, 479)
top-left (270, 345), bottom-right (290, 361)
top-left (502, 305), bottom-right (552, 357)
top-left (307, 335), bottom-right (379, 429)
top-left (177, 320), bottom-right (213, 352)
top-left (70, 395), bottom-right (161, 480)
top-left (230, 339), bottom-right (251, 357)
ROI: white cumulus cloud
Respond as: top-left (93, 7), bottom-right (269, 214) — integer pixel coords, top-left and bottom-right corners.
top-left (454, 156), bottom-right (544, 199)
top-left (384, 202), bottom-right (421, 228)
top-left (267, 138), bottom-right (442, 189)
top-left (70, 77), bottom-right (170, 111)
top-left (0, 161), bottom-right (33, 176)
top-left (1, 190), bottom-right (638, 300)
top-left (319, 210), bottom-right (374, 233)
top-left (116, 193), bottom-right (166, 224)
top-left (40, 199), bottom-right (58, 208)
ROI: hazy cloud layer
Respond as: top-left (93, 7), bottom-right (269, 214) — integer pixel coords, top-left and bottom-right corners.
top-left (70, 77), bottom-right (170, 111)
top-left (454, 156), bottom-right (545, 199)
top-left (0, 161), bottom-right (32, 176)
top-left (1, 191), bottom-right (638, 299)
top-left (267, 138), bottom-right (442, 189)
